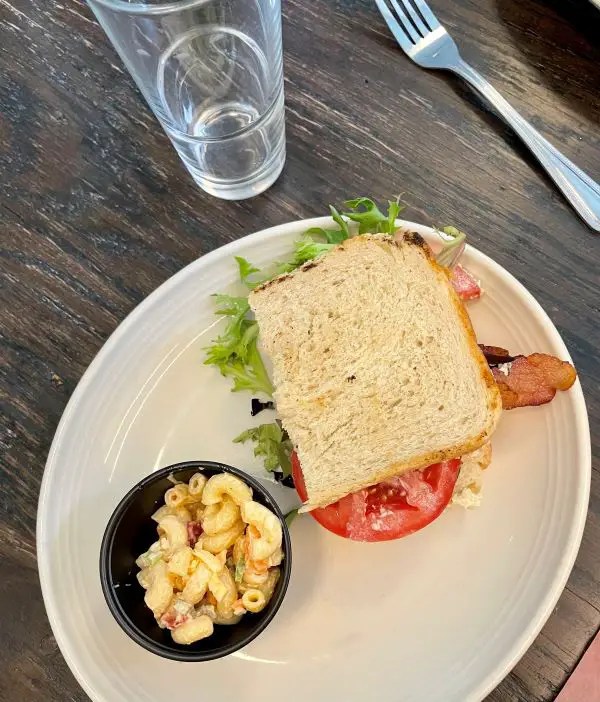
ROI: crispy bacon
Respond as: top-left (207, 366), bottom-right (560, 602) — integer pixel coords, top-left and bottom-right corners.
top-left (491, 353), bottom-right (577, 410)
top-left (451, 264), bottom-right (481, 300)
top-left (479, 344), bottom-right (515, 365)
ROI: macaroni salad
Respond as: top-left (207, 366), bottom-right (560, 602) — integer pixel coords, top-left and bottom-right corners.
top-left (136, 472), bottom-right (283, 645)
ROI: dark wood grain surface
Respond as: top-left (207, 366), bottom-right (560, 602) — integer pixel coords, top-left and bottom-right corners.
top-left (1, 0), bottom-right (599, 698)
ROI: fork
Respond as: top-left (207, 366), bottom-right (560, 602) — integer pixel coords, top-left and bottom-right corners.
top-left (374, 0), bottom-right (600, 232)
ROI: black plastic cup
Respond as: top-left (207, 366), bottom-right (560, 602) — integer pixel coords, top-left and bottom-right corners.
top-left (100, 460), bottom-right (292, 661)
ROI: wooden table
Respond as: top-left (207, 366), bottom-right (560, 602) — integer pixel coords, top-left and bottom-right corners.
top-left (1, 0), bottom-right (599, 698)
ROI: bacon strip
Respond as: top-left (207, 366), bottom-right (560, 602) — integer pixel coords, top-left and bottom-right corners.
top-left (479, 344), bottom-right (515, 365)
top-left (451, 264), bottom-right (481, 300)
top-left (491, 353), bottom-right (577, 410)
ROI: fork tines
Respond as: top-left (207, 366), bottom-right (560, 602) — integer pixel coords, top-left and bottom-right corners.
top-left (375, 0), bottom-right (440, 50)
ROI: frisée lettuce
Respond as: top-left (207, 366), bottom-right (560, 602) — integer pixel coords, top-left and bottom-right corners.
top-left (203, 294), bottom-right (273, 397)
top-left (234, 422), bottom-right (293, 477)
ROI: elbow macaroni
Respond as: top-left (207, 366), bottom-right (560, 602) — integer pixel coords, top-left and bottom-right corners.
top-left (210, 567), bottom-right (237, 617)
top-left (152, 504), bottom-right (193, 524)
top-left (201, 473), bottom-right (252, 506)
top-left (164, 484), bottom-right (190, 509)
top-left (201, 498), bottom-right (240, 535)
top-left (144, 561), bottom-right (173, 618)
top-left (193, 548), bottom-right (224, 573)
top-left (157, 514), bottom-right (188, 554)
top-left (188, 472), bottom-right (207, 497)
top-left (201, 520), bottom-right (246, 554)
top-left (240, 500), bottom-right (283, 561)
top-left (181, 563), bottom-right (211, 605)
top-left (171, 615), bottom-right (213, 645)
top-left (242, 589), bottom-right (266, 613)
top-left (168, 546), bottom-right (193, 578)
top-left (135, 471), bottom-right (284, 645)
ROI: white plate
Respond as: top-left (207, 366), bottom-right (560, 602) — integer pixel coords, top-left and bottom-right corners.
top-left (38, 218), bottom-right (590, 702)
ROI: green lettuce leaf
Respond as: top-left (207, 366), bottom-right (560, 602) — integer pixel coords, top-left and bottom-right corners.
top-left (204, 295), bottom-right (273, 397)
top-left (235, 256), bottom-right (262, 289)
top-left (305, 205), bottom-right (351, 244)
top-left (342, 197), bottom-right (405, 234)
top-left (234, 422), bottom-right (293, 476)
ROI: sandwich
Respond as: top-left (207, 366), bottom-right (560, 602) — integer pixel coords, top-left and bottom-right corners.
top-left (205, 197), bottom-right (577, 542)
top-left (249, 233), bottom-right (501, 511)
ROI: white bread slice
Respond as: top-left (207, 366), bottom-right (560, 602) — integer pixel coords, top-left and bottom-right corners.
top-left (249, 233), bottom-right (502, 509)
top-left (451, 442), bottom-right (492, 509)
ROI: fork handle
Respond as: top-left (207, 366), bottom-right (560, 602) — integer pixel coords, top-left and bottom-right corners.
top-left (451, 59), bottom-right (600, 232)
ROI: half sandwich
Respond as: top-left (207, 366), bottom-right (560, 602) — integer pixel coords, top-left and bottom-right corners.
top-left (249, 233), bottom-right (502, 513)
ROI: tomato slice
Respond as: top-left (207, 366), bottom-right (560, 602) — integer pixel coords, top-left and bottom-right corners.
top-left (450, 264), bottom-right (481, 301)
top-left (292, 452), bottom-right (461, 542)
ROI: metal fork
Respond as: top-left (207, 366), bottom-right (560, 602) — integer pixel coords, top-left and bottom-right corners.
top-left (374, 0), bottom-right (600, 232)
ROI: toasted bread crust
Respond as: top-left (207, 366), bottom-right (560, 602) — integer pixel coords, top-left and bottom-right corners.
top-left (252, 232), bottom-right (430, 293)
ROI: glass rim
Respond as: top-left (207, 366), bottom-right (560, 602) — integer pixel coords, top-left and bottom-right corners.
top-left (87, 0), bottom-right (214, 15)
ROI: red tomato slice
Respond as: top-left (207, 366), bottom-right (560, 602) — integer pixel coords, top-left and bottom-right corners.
top-left (450, 264), bottom-right (481, 300)
top-left (292, 452), bottom-right (461, 542)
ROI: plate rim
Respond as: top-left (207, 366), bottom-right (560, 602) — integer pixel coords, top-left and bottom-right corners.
top-left (37, 216), bottom-right (591, 702)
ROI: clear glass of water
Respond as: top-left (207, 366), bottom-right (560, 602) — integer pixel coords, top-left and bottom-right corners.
top-left (87, 0), bottom-right (286, 200)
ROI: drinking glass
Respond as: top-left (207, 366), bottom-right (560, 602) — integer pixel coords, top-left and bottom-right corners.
top-left (87, 0), bottom-right (286, 200)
